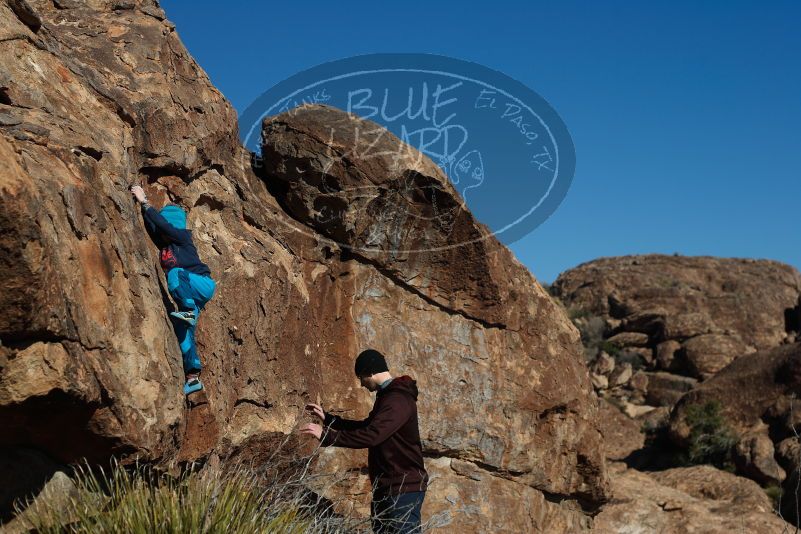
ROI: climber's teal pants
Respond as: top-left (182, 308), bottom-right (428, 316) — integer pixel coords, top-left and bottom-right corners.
top-left (167, 268), bottom-right (216, 375)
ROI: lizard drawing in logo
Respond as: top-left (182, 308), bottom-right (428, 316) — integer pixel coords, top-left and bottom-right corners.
top-left (448, 149), bottom-right (485, 204)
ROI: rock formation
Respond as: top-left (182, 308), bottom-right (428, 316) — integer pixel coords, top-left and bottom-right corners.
top-left (594, 462), bottom-right (788, 533)
top-left (553, 254), bottom-right (801, 528)
top-left (551, 254), bottom-right (801, 435)
top-left (670, 342), bottom-right (801, 521)
top-left (0, 1), bottom-right (607, 531)
top-left (553, 254), bottom-right (801, 379)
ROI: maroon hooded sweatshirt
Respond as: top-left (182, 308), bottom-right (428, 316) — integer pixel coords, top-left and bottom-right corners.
top-left (320, 375), bottom-right (428, 496)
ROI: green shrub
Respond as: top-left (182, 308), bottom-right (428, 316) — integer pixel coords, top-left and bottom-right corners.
top-left (598, 340), bottom-right (620, 357)
top-left (764, 484), bottom-right (783, 509)
top-left (12, 457), bottom-right (367, 534)
top-left (616, 348), bottom-right (649, 370)
top-left (568, 307), bottom-right (591, 320)
top-left (656, 277), bottom-right (681, 289)
top-left (569, 314), bottom-right (607, 362)
top-left (684, 401), bottom-right (737, 469)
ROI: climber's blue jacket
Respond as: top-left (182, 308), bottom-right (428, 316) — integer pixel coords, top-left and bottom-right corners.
top-left (141, 204), bottom-right (211, 277)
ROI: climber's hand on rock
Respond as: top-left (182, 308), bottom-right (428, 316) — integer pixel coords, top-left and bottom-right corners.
top-left (305, 403), bottom-right (325, 421)
top-left (299, 422), bottom-right (322, 440)
top-left (130, 185), bottom-right (147, 204)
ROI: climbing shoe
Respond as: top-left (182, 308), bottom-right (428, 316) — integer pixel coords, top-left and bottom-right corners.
top-left (184, 377), bottom-right (203, 395)
top-left (170, 311), bottom-right (196, 326)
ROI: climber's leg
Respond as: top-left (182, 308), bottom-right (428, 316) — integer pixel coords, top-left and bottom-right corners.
top-left (173, 318), bottom-right (201, 376)
top-left (167, 268), bottom-right (198, 315)
top-left (167, 268), bottom-right (216, 317)
top-left (166, 268), bottom-right (216, 392)
top-left (185, 271), bottom-right (216, 313)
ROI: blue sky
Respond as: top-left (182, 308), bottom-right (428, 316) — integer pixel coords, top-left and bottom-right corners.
top-left (161, 0), bottom-right (801, 283)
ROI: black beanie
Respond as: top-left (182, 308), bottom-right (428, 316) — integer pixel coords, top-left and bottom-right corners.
top-left (354, 349), bottom-right (389, 377)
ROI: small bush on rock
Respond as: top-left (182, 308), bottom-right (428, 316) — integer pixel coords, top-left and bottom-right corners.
top-left (684, 401), bottom-right (737, 469)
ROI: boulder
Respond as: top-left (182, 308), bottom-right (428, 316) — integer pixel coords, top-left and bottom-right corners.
top-left (260, 104), bottom-right (609, 507)
top-left (776, 437), bottom-right (801, 526)
top-left (645, 371), bottom-right (697, 407)
top-left (591, 373), bottom-right (609, 390)
top-left (670, 342), bottom-right (801, 444)
top-left (649, 464), bottom-right (775, 509)
top-left (733, 428), bottom-right (785, 485)
top-left (422, 458), bottom-right (592, 532)
top-left (622, 403), bottom-right (656, 419)
top-left (592, 351), bottom-right (615, 376)
top-left (594, 462), bottom-right (791, 533)
top-left (598, 400), bottom-right (645, 461)
top-left (669, 342), bottom-right (801, 499)
top-left (776, 437), bottom-right (800, 473)
top-left (655, 339), bottom-right (682, 371)
top-left (606, 331), bottom-right (649, 347)
top-left (629, 370), bottom-right (648, 394)
top-left (0, 471), bottom-right (78, 534)
top-left (609, 362), bottom-right (633, 387)
top-left (682, 333), bottom-right (749, 379)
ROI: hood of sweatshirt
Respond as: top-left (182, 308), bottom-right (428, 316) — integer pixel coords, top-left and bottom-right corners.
top-left (380, 375), bottom-right (418, 401)
top-left (160, 204), bottom-right (187, 229)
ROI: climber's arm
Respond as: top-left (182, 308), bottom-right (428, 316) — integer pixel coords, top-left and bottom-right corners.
top-left (141, 205), bottom-right (187, 244)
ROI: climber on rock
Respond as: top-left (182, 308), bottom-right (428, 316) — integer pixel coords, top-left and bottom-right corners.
top-left (300, 349), bottom-right (428, 534)
top-left (130, 185), bottom-right (216, 395)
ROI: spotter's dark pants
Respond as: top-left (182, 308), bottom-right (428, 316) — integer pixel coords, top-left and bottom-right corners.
top-left (371, 491), bottom-right (425, 534)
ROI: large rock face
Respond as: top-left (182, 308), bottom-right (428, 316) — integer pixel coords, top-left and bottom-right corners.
top-left (260, 104), bottom-right (607, 500)
top-left (0, 0), bottom-right (607, 530)
top-left (261, 105), bottom-right (516, 329)
top-left (552, 254), bottom-right (801, 379)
